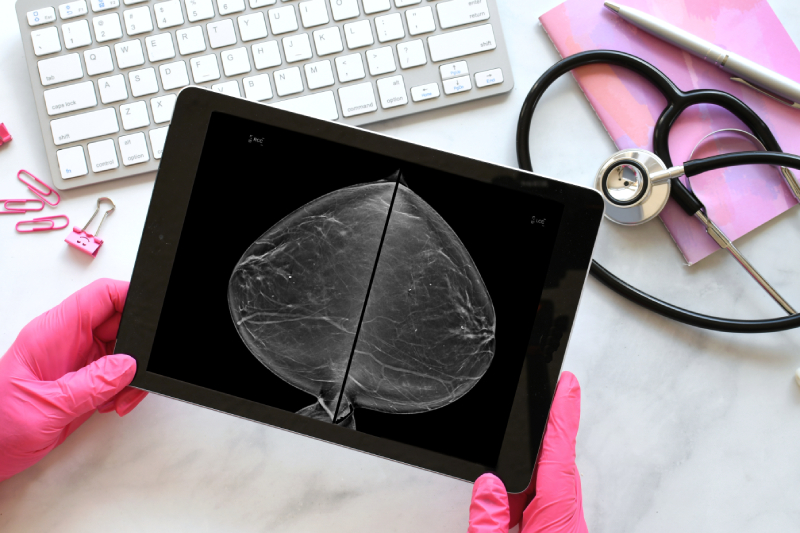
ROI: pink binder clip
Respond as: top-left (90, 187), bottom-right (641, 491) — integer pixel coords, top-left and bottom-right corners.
top-left (16, 215), bottom-right (69, 233)
top-left (0, 199), bottom-right (44, 214)
top-left (65, 197), bottom-right (115, 258)
top-left (0, 123), bottom-right (11, 147)
top-left (18, 169), bottom-right (60, 207)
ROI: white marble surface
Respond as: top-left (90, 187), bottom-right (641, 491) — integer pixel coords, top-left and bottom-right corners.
top-left (1, 0), bottom-right (800, 531)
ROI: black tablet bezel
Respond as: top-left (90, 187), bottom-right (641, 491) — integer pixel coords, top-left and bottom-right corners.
top-left (116, 88), bottom-right (603, 492)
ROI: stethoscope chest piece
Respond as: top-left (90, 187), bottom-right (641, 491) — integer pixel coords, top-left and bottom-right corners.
top-left (595, 149), bottom-right (671, 225)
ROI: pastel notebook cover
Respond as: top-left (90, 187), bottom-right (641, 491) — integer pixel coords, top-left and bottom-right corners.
top-left (540, 0), bottom-right (800, 264)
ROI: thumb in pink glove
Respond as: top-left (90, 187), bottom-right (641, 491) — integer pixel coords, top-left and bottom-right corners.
top-left (468, 371), bottom-right (586, 533)
top-left (0, 278), bottom-right (148, 482)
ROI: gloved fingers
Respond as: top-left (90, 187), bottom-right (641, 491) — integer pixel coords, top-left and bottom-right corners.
top-left (115, 386), bottom-right (148, 416)
top-left (468, 473), bottom-right (510, 533)
top-left (537, 372), bottom-right (580, 468)
top-left (55, 410), bottom-right (95, 447)
top-left (46, 354), bottom-right (137, 422)
top-left (94, 311), bottom-right (123, 346)
top-left (520, 462), bottom-right (587, 533)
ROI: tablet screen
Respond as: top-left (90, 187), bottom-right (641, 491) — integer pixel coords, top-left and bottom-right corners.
top-left (145, 111), bottom-right (564, 470)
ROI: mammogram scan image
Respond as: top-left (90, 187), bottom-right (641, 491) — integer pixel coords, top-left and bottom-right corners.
top-left (228, 172), bottom-right (496, 429)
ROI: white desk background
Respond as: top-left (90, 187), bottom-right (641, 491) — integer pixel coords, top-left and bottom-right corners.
top-left (1, 0), bottom-right (799, 531)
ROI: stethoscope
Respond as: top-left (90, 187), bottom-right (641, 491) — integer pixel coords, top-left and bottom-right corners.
top-left (518, 50), bottom-right (800, 333)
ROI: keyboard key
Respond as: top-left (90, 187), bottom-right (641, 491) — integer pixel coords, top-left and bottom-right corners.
top-left (376, 74), bottom-right (407, 108)
top-left (84, 46), bottom-right (114, 75)
top-left (243, 73), bottom-right (273, 100)
top-left (394, 0), bottom-right (419, 6)
top-left (211, 80), bottom-right (241, 96)
top-left (190, 53), bottom-right (220, 82)
top-left (238, 13), bottom-right (268, 41)
top-left (397, 39), bottom-right (426, 68)
top-left (129, 67), bottom-right (159, 96)
top-left (93, 13), bottom-right (123, 42)
top-left (31, 27), bottom-right (62, 56)
top-left (362, 0), bottom-right (389, 15)
top-left (145, 33), bottom-right (177, 61)
top-left (44, 80), bottom-right (97, 116)
top-left (334, 53), bottom-right (364, 82)
top-left (120, 100), bottom-right (150, 130)
top-left (159, 60), bottom-right (190, 89)
top-left (207, 19), bottom-right (237, 48)
top-left (149, 126), bottom-right (169, 159)
top-left (273, 66), bottom-right (303, 96)
top-left (439, 60), bottom-right (467, 79)
top-left (436, 0), bottom-right (489, 30)
top-left (115, 39), bottom-right (146, 68)
top-left (91, 0), bottom-right (120, 12)
top-left (27, 7), bottom-right (57, 26)
top-left (124, 0), bottom-right (149, 4)
top-left (59, 1), bottom-right (89, 19)
top-left (221, 47), bottom-right (252, 75)
top-left (304, 59), bottom-right (334, 89)
top-left (442, 74), bottom-right (470, 94)
top-left (475, 67), bottom-right (502, 87)
top-left (118, 131), bottom-right (150, 165)
top-left (252, 40), bottom-right (281, 69)
top-left (410, 82), bottom-right (439, 101)
top-left (38, 53), bottom-right (83, 85)
top-left (176, 26), bottom-right (206, 54)
top-left (268, 6), bottom-right (298, 35)
top-left (217, 0), bottom-right (245, 15)
top-left (366, 46), bottom-right (395, 76)
top-left (313, 27), bottom-right (342, 56)
top-left (63, 20), bottom-right (92, 49)
top-left (98, 74), bottom-right (128, 103)
top-left (87, 139), bottom-right (119, 172)
top-left (57, 146), bottom-right (89, 179)
top-left (250, 0), bottom-right (276, 7)
top-left (282, 33), bottom-right (312, 63)
top-left (51, 107), bottom-right (119, 145)
top-left (299, 0), bottom-right (328, 28)
top-left (270, 91), bottom-right (338, 120)
top-left (185, 0), bottom-right (215, 21)
top-left (375, 13), bottom-right (404, 43)
top-left (427, 24), bottom-right (495, 62)
top-left (154, 0), bottom-right (185, 29)
top-left (151, 93), bottom-right (178, 123)
top-left (330, 0), bottom-right (358, 21)
top-left (123, 6), bottom-right (154, 35)
top-left (344, 20), bottom-right (373, 49)
top-left (406, 6), bottom-right (435, 35)
top-left (338, 81), bottom-right (376, 117)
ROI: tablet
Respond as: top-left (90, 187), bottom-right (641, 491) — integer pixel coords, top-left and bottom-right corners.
top-left (116, 88), bottom-right (603, 492)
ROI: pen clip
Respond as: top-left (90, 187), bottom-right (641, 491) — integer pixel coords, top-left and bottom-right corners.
top-left (730, 77), bottom-right (800, 109)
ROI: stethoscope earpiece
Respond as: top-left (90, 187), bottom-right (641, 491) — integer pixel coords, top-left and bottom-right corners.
top-left (595, 149), bottom-right (671, 225)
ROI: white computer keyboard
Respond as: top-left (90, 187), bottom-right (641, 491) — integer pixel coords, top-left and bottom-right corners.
top-left (16, 0), bottom-right (513, 190)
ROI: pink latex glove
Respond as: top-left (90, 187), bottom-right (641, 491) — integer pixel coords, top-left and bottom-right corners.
top-left (468, 371), bottom-right (586, 533)
top-left (0, 279), bottom-right (148, 482)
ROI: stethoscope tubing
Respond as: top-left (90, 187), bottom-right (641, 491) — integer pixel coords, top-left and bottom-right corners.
top-left (518, 50), bottom-right (800, 333)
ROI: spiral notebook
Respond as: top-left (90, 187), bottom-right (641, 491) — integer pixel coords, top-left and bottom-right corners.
top-left (540, 0), bottom-right (800, 264)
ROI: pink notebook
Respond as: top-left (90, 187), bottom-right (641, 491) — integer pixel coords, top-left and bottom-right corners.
top-left (540, 0), bottom-right (800, 264)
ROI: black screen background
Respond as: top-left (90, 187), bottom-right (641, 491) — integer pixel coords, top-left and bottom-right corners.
top-left (147, 112), bottom-right (563, 468)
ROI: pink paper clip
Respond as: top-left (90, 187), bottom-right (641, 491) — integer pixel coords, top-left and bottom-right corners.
top-left (18, 169), bottom-right (60, 207)
top-left (16, 215), bottom-right (70, 233)
top-left (65, 197), bottom-right (115, 258)
top-left (0, 199), bottom-right (45, 214)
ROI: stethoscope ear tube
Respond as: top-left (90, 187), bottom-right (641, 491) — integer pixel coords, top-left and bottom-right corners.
top-left (519, 50), bottom-right (800, 333)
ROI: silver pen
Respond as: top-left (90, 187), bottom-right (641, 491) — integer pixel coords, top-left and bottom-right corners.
top-left (604, 2), bottom-right (800, 109)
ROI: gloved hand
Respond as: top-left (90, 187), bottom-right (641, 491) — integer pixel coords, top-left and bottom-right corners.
top-left (468, 371), bottom-right (586, 533)
top-left (0, 278), bottom-right (147, 482)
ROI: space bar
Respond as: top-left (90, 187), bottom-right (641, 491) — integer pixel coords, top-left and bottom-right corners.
top-left (51, 108), bottom-right (119, 146)
top-left (269, 91), bottom-right (339, 121)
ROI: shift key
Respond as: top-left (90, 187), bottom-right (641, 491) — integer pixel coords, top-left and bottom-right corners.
top-left (427, 24), bottom-right (496, 62)
top-left (51, 108), bottom-right (119, 146)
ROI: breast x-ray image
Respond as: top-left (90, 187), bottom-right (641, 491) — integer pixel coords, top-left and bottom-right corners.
top-left (228, 172), bottom-right (496, 430)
